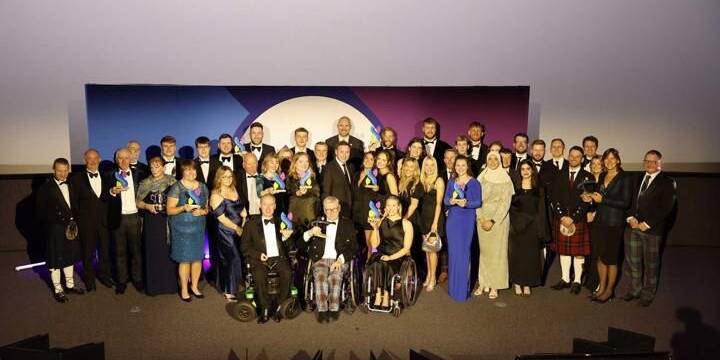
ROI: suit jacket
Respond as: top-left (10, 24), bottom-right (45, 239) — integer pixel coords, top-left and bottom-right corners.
top-left (240, 215), bottom-right (291, 261)
top-left (468, 143), bottom-right (488, 171)
top-left (129, 162), bottom-right (149, 181)
top-left (312, 161), bottom-right (328, 195)
top-left (628, 172), bottom-right (676, 235)
top-left (69, 168), bottom-right (109, 228)
top-left (427, 139), bottom-right (452, 175)
top-left (305, 218), bottom-right (357, 263)
top-left (211, 153), bottom-right (243, 191)
top-left (510, 153), bottom-right (531, 172)
top-left (244, 143), bottom-right (275, 164)
top-left (326, 135), bottom-right (364, 170)
top-left (162, 157), bottom-right (182, 180)
top-left (194, 157), bottom-right (221, 186)
top-left (549, 166), bottom-right (593, 223)
top-left (102, 167), bottom-right (141, 230)
top-left (236, 170), bottom-right (259, 214)
top-left (594, 171), bottom-right (633, 227)
top-left (35, 178), bottom-right (79, 267)
top-left (322, 159), bottom-right (355, 217)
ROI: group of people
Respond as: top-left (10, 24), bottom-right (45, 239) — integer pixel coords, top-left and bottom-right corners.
top-left (36, 115), bottom-right (677, 324)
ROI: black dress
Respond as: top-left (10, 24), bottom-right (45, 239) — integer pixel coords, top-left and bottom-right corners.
top-left (369, 218), bottom-right (406, 289)
top-left (211, 198), bottom-right (245, 294)
top-left (141, 190), bottom-right (177, 295)
top-left (352, 169), bottom-right (388, 230)
top-left (398, 182), bottom-right (424, 225)
top-left (418, 179), bottom-right (445, 237)
top-left (508, 186), bottom-right (547, 287)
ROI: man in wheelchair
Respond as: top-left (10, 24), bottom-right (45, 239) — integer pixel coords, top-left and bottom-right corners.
top-left (366, 195), bottom-right (416, 314)
top-left (302, 196), bottom-right (357, 323)
top-left (240, 194), bottom-right (295, 324)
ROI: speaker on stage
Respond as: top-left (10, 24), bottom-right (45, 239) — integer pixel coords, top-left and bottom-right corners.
top-left (0, 334), bottom-right (104, 360)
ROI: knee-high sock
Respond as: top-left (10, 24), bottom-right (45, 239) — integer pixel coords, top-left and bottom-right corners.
top-left (63, 266), bottom-right (75, 288)
top-left (573, 257), bottom-right (585, 283)
top-left (560, 255), bottom-right (571, 283)
top-left (50, 268), bottom-right (63, 293)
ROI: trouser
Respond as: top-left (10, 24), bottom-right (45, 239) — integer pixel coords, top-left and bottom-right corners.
top-left (50, 266), bottom-right (76, 293)
top-left (625, 229), bottom-right (661, 300)
top-left (113, 213), bottom-right (142, 285)
top-left (250, 257), bottom-right (291, 312)
top-left (312, 259), bottom-right (347, 312)
top-left (80, 222), bottom-right (111, 284)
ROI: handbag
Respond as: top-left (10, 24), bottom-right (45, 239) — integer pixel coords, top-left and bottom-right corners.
top-left (421, 231), bottom-right (442, 252)
top-left (65, 218), bottom-right (79, 240)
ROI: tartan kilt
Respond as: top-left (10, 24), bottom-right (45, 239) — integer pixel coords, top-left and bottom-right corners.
top-left (551, 219), bottom-right (590, 256)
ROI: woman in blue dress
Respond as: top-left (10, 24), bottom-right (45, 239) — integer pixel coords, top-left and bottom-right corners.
top-left (209, 166), bottom-right (247, 302)
top-left (167, 159), bottom-right (209, 302)
top-left (443, 155), bottom-right (482, 302)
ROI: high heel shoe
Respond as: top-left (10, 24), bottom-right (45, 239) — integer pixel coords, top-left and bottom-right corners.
top-left (179, 294), bottom-right (192, 303)
top-left (591, 293), bottom-right (614, 304)
top-left (190, 289), bottom-right (204, 299)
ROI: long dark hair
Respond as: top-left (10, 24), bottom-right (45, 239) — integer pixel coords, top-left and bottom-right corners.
top-left (513, 159), bottom-right (538, 190)
top-left (601, 148), bottom-right (623, 172)
top-left (452, 155), bottom-right (474, 178)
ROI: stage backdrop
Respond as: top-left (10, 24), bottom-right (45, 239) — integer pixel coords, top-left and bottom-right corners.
top-left (86, 85), bottom-right (529, 162)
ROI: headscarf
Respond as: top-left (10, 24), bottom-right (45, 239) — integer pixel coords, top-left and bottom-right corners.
top-left (478, 151), bottom-right (513, 185)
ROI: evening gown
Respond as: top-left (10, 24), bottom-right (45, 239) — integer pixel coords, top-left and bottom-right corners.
top-left (353, 170), bottom-right (391, 230)
top-left (508, 187), bottom-right (547, 287)
top-left (138, 176), bottom-right (177, 295)
top-left (369, 218), bottom-right (407, 290)
top-left (418, 179), bottom-right (446, 237)
top-left (443, 178), bottom-right (482, 302)
top-left (211, 197), bottom-right (245, 294)
top-left (168, 181), bottom-right (209, 262)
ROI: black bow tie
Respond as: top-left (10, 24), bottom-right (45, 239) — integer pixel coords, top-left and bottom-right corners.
top-left (163, 159), bottom-right (174, 165)
top-left (247, 174), bottom-right (258, 179)
top-left (471, 143), bottom-right (481, 148)
top-left (120, 170), bottom-right (130, 177)
top-left (263, 218), bottom-right (274, 225)
top-left (87, 172), bottom-right (99, 178)
top-left (423, 139), bottom-right (436, 145)
top-left (221, 156), bottom-right (232, 163)
top-left (57, 180), bottom-right (67, 186)
top-left (327, 221), bottom-right (337, 225)
top-left (252, 146), bottom-right (262, 152)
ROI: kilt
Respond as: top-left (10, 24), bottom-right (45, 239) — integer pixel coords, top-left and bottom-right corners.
top-left (551, 219), bottom-right (590, 256)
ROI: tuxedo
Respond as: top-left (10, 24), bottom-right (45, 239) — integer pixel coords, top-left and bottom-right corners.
top-left (244, 142), bottom-right (275, 164)
top-left (322, 159), bottom-right (355, 219)
top-left (326, 135), bottom-right (364, 170)
top-left (69, 169), bottom-right (112, 285)
top-left (304, 218), bottom-right (357, 263)
top-left (240, 215), bottom-right (293, 310)
top-left (211, 153), bottom-right (244, 190)
top-left (129, 162), bottom-right (149, 180)
top-left (469, 142), bottom-right (488, 171)
top-left (161, 157), bottom-right (182, 180)
top-left (510, 153), bottom-right (530, 172)
top-left (628, 172), bottom-right (676, 236)
top-left (423, 138), bottom-right (452, 175)
top-left (194, 156), bottom-right (221, 186)
top-left (102, 168), bottom-right (143, 287)
top-left (36, 178), bottom-right (80, 269)
top-left (237, 170), bottom-right (260, 215)
top-left (290, 147), bottom-right (316, 166)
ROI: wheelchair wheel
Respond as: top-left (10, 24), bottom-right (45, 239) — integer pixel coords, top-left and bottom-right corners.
top-left (400, 258), bottom-right (419, 307)
top-left (280, 297), bottom-right (301, 320)
top-left (303, 261), bottom-right (315, 312)
top-left (227, 300), bottom-right (256, 322)
top-left (346, 259), bottom-right (362, 312)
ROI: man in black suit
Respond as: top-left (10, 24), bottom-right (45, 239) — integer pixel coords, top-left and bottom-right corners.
top-left (160, 135), bottom-right (182, 180)
top-left (244, 122), bottom-right (275, 165)
top-left (370, 127), bottom-right (405, 165)
top-left (240, 194), bottom-right (295, 323)
top-left (36, 158), bottom-right (84, 303)
top-left (322, 141), bottom-right (355, 219)
top-left (212, 133), bottom-right (244, 188)
top-left (238, 153), bottom-right (261, 216)
top-left (290, 127), bottom-right (316, 165)
top-left (467, 121), bottom-right (489, 170)
top-left (421, 117), bottom-right (452, 176)
top-left (623, 150), bottom-right (676, 306)
top-left (441, 148), bottom-right (458, 182)
top-left (509, 132), bottom-right (530, 172)
top-left (127, 140), bottom-right (149, 180)
top-left (302, 196), bottom-right (357, 322)
top-left (582, 135), bottom-right (600, 171)
top-left (325, 116), bottom-right (364, 170)
top-left (193, 136), bottom-right (219, 186)
top-left (69, 149), bottom-right (113, 291)
top-left (313, 142), bottom-right (329, 193)
top-left (103, 148), bottom-right (144, 294)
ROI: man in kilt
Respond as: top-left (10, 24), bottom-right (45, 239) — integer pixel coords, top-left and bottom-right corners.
top-left (549, 146), bottom-right (593, 294)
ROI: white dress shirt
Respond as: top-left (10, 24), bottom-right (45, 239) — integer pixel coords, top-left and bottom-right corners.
top-left (250, 143), bottom-right (263, 161)
top-left (641, 171), bottom-right (661, 190)
top-left (262, 218), bottom-right (280, 258)
top-left (162, 157), bottom-right (176, 176)
top-left (87, 171), bottom-right (102, 198)
top-left (246, 173), bottom-right (260, 215)
top-left (424, 137), bottom-right (437, 157)
top-left (303, 219), bottom-right (345, 263)
top-left (54, 178), bottom-right (71, 208)
top-left (470, 141), bottom-right (482, 160)
top-left (116, 169), bottom-right (138, 215)
top-left (219, 153), bottom-right (234, 171)
top-left (198, 157), bottom-right (210, 183)
top-left (553, 157), bottom-right (565, 170)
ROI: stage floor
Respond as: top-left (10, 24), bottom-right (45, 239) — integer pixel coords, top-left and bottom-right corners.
top-left (1, 247), bottom-right (719, 360)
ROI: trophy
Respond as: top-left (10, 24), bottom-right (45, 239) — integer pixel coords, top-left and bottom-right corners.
top-left (368, 200), bottom-right (382, 219)
top-left (280, 212), bottom-right (294, 230)
top-left (452, 182), bottom-right (465, 199)
top-left (364, 168), bottom-right (378, 188)
top-left (114, 171), bottom-right (129, 189)
top-left (149, 190), bottom-right (166, 213)
top-left (233, 136), bottom-right (246, 154)
top-left (186, 187), bottom-right (203, 206)
top-left (272, 172), bottom-right (287, 193)
top-left (299, 171), bottom-right (312, 190)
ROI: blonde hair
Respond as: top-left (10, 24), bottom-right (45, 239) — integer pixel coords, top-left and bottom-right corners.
top-left (398, 158), bottom-right (421, 195)
top-left (261, 153), bottom-right (279, 174)
top-left (420, 156), bottom-right (439, 192)
top-left (288, 152), bottom-right (315, 180)
top-left (211, 166), bottom-right (236, 195)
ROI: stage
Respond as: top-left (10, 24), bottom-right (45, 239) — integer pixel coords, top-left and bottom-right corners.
top-left (1, 247), bottom-right (718, 360)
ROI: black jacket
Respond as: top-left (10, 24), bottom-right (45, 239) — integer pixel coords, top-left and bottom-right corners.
top-left (102, 167), bottom-right (141, 229)
top-left (304, 218), bottom-right (357, 263)
top-left (595, 171), bottom-right (633, 227)
top-left (194, 157), bottom-right (221, 186)
top-left (549, 166), bottom-right (593, 223)
top-left (326, 135), bottom-right (365, 170)
top-left (628, 172), bottom-right (676, 236)
top-left (35, 178), bottom-right (79, 267)
top-left (321, 160), bottom-right (355, 218)
top-left (69, 169), bottom-right (109, 228)
top-left (240, 215), bottom-right (292, 261)
top-left (244, 143), bottom-right (276, 165)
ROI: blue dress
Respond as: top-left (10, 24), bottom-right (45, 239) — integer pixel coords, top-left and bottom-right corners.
top-left (211, 197), bottom-right (245, 294)
top-left (443, 178), bottom-right (482, 302)
top-left (168, 181), bottom-right (209, 262)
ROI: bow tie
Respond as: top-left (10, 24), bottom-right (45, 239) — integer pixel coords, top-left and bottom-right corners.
top-left (263, 218), bottom-right (274, 225)
top-left (199, 160), bottom-right (209, 164)
top-left (247, 174), bottom-right (258, 179)
top-left (163, 159), bottom-right (174, 165)
top-left (221, 156), bottom-right (232, 163)
top-left (120, 170), bottom-right (130, 177)
top-left (327, 221), bottom-right (337, 225)
top-left (471, 143), bottom-right (481, 148)
top-left (423, 139), bottom-right (436, 145)
top-left (87, 172), bottom-right (99, 178)
top-left (251, 146), bottom-right (262, 152)
top-left (57, 180), bottom-right (67, 186)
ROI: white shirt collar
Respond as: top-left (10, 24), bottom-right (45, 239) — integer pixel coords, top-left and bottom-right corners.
top-left (338, 135), bottom-right (350, 142)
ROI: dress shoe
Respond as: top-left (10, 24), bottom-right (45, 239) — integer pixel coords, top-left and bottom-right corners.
top-left (329, 311), bottom-right (339, 321)
top-left (551, 280), bottom-right (571, 290)
top-left (622, 293), bottom-right (640, 302)
top-left (53, 292), bottom-right (69, 303)
top-left (570, 283), bottom-right (582, 295)
top-left (98, 278), bottom-right (115, 288)
top-left (115, 283), bottom-right (127, 295)
top-left (190, 289), bottom-right (204, 299)
top-left (65, 286), bottom-right (85, 295)
top-left (316, 311), bottom-right (328, 323)
top-left (639, 298), bottom-right (653, 307)
top-left (133, 281), bottom-right (144, 293)
top-left (257, 313), bottom-right (270, 324)
top-left (273, 311), bottom-right (282, 323)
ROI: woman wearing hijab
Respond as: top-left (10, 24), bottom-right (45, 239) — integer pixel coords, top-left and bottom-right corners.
top-left (475, 151), bottom-right (514, 299)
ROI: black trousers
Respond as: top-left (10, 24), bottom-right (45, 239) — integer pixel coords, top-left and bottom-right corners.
top-left (79, 220), bottom-right (111, 284)
top-left (249, 257), bottom-right (291, 311)
top-left (113, 213), bottom-right (142, 285)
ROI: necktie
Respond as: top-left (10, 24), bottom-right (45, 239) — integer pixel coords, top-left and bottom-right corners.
top-left (87, 172), bottom-right (98, 178)
top-left (639, 174), bottom-right (651, 195)
top-left (569, 171), bottom-right (576, 189)
top-left (341, 163), bottom-right (350, 183)
top-left (263, 218), bottom-right (274, 225)
top-left (247, 174), bottom-right (257, 179)
top-left (327, 221), bottom-right (337, 225)
top-left (252, 146), bottom-right (261, 152)
top-left (423, 139), bottom-right (436, 145)
top-left (554, 160), bottom-right (559, 169)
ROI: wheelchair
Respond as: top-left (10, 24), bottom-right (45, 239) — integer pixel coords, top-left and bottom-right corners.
top-left (302, 257), bottom-right (363, 315)
top-left (226, 252), bottom-right (302, 322)
top-left (359, 255), bottom-right (419, 317)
